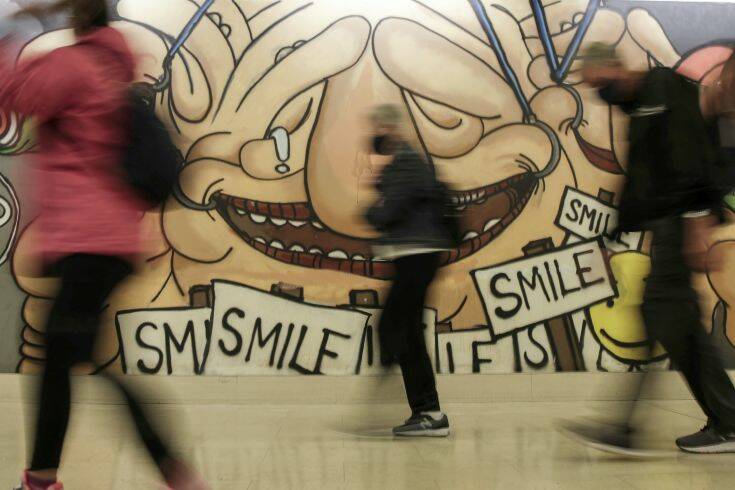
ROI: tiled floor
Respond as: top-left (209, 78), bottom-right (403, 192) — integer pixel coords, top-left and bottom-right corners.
top-left (1, 396), bottom-right (734, 489)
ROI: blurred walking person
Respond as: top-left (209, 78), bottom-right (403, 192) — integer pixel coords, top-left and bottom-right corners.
top-left (0, 1), bottom-right (207, 488)
top-left (366, 104), bottom-right (458, 437)
top-left (562, 43), bottom-right (735, 455)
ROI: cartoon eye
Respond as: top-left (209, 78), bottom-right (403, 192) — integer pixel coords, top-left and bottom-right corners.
top-left (404, 92), bottom-right (485, 158)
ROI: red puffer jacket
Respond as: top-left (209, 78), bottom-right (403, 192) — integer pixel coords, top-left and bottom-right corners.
top-left (0, 27), bottom-right (145, 264)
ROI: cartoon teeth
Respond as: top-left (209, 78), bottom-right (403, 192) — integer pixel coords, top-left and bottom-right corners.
top-left (463, 231), bottom-right (479, 241)
top-left (483, 219), bottom-right (500, 232)
top-left (234, 205), bottom-right (323, 229)
top-left (328, 250), bottom-right (349, 259)
top-left (450, 189), bottom-right (489, 207)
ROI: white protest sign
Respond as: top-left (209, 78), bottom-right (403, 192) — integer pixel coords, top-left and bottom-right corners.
top-left (116, 307), bottom-right (212, 375)
top-left (435, 323), bottom-right (555, 374)
top-left (472, 238), bottom-right (616, 336)
top-left (556, 186), bottom-right (643, 252)
top-left (436, 327), bottom-right (495, 374)
top-left (206, 281), bottom-right (369, 376)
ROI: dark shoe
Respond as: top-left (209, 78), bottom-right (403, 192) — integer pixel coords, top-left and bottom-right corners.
top-left (393, 412), bottom-right (450, 437)
top-left (558, 421), bottom-right (659, 457)
top-left (676, 425), bottom-right (735, 454)
top-left (15, 471), bottom-right (64, 490)
top-left (161, 459), bottom-right (210, 490)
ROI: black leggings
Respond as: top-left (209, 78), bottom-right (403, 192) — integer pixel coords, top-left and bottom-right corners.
top-left (30, 254), bottom-right (170, 471)
top-left (378, 252), bottom-right (441, 415)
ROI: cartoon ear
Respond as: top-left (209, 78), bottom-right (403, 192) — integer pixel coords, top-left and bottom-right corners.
top-left (675, 44), bottom-right (734, 85)
top-left (626, 8), bottom-right (680, 69)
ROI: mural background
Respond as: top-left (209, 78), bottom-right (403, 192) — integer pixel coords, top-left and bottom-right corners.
top-left (1, 0), bottom-right (735, 375)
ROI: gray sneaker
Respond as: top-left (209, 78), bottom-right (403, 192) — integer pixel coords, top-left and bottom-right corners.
top-left (393, 413), bottom-right (450, 437)
top-left (676, 425), bottom-right (735, 454)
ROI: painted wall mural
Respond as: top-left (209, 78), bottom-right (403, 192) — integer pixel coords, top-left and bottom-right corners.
top-left (2, 0), bottom-right (735, 375)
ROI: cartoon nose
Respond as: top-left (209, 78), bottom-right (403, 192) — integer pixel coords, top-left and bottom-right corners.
top-left (306, 62), bottom-right (406, 239)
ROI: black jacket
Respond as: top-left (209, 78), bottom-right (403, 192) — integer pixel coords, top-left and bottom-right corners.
top-left (618, 68), bottom-right (724, 231)
top-left (366, 144), bottom-right (456, 249)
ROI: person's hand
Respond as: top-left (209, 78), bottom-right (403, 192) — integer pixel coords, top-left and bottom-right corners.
top-left (683, 213), bottom-right (720, 272)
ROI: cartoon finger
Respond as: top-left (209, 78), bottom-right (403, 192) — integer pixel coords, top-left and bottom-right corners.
top-left (242, 0), bottom-right (314, 39)
top-left (205, 0), bottom-right (253, 57)
top-left (373, 17), bottom-right (521, 121)
top-left (118, 0), bottom-right (235, 117)
top-left (477, 2), bottom-right (536, 106)
top-left (220, 16), bottom-right (370, 132)
top-left (625, 8), bottom-right (680, 68)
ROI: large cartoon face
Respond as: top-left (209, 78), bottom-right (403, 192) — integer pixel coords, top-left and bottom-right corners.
top-left (137, 0), bottom-right (582, 331)
top-left (7, 0), bottom-right (692, 371)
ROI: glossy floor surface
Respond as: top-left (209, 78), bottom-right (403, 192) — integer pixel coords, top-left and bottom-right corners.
top-left (2, 396), bottom-right (735, 489)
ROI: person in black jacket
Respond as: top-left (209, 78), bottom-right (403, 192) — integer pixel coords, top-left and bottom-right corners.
top-left (366, 104), bottom-right (454, 437)
top-left (562, 43), bottom-right (735, 455)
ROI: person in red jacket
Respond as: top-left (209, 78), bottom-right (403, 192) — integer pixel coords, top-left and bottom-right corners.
top-left (0, 2), bottom-right (207, 489)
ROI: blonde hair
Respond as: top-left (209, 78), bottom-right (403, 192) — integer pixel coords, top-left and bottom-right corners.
top-left (370, 104), bottom-right (403, 127)
top-left (581, 42), bottom-right (621, 70)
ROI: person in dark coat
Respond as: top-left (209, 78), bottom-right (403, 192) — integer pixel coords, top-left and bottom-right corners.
top-left (366, 104), bottom-right (455, 437)
top-left (562, 43), bottom-right (735, 456)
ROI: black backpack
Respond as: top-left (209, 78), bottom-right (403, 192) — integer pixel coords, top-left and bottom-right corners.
top-left (437, 181), bottom-right (463, 248)
top-left (122, 84), bottom-right (183, 207)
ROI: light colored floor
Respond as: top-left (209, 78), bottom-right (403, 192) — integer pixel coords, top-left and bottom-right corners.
top-left (2, 396), bottom-right (735, 490)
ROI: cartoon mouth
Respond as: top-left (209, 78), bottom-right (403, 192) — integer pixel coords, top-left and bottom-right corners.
top-left (574, 129), bottom-right (623, 174)
top-left (217, 172), bottom-right (538, 280)
top-left (600, 329), bottom-right (650, 349)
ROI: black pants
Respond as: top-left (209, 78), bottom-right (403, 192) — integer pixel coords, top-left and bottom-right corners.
top-left (30, 254), bottom-right (170, 471)
top-left (623, 217), bottom-right (735, 433)
top-left (379, 252), bottom-right (441, 415)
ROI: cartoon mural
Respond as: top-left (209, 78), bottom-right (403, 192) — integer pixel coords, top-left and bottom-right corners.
top-left (2, 0), bottom-right (735, 376)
